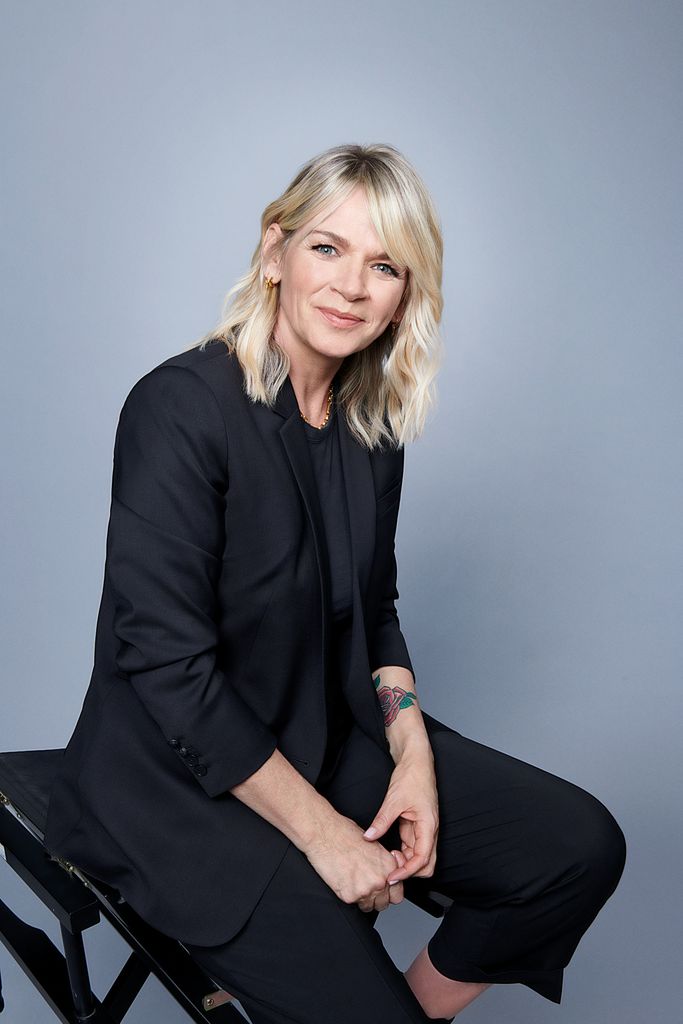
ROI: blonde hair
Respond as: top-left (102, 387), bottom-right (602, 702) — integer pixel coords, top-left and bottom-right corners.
top-left (190, 142), bottom-right (444, 450)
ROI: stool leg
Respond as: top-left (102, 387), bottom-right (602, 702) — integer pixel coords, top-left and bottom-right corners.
top-left (60, 924), bottom-right (96, 1022)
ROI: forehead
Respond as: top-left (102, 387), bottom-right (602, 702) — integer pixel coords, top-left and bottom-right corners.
top-left (299, 190), bottom-right (396, 259)
top-left (303, 186), bottom-right (372, 233)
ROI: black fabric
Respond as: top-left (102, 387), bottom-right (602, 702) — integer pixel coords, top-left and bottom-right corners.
top-left (41, 343), bottom-right (413, 948)
top-left (301, 394), bottom-right (355, 789)
top-left (317, 612), bottom-right (355, 791)
top-left (184, 709), bottom-right (627, 1021)
top-left (300, 396), bottom-right (353, 620)
top-left (0, 749), bottom-right (64, 838)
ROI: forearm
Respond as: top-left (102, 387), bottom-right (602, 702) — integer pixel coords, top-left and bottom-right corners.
top-left (229, 746), bottom-right (340, 854)
top-left (371, 665), bottom-right (432, 764)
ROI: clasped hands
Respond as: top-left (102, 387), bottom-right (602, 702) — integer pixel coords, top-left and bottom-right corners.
top-left (304, 745), bottom-right (440, 914)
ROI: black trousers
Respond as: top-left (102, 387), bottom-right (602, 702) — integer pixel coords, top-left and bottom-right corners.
top-left (183, 710), bottom-right (626, 1024)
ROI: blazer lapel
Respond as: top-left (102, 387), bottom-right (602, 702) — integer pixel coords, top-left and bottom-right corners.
top-left (337, 408), bottom-right (376, 610)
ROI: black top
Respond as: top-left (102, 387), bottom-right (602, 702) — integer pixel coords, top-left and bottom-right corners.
top-left (301, 390), bottom-right (355, 785)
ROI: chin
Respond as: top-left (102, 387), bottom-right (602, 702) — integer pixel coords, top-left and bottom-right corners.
top-left (306, 335), bottom-right (355, 357)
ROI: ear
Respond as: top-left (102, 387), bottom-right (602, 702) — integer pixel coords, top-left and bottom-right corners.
top-left (262, 223), bottom-right (285, 284)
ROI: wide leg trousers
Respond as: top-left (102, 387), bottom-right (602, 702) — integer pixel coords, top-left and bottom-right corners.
top-left (183, 710), bottom-right (627, 1024)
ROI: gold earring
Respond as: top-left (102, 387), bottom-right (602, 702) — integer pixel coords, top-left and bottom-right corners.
top-left (265, 276), bottom-right (276, 289)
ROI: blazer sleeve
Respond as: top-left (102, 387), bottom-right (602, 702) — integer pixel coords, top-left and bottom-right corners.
top-left (106, 364), bottom-right (278, 797)
top-left (367, 446), bottom-right (416, 679)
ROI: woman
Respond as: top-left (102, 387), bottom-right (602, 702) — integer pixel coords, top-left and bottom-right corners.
top-left (44, 143), bottom-right (626, 1023)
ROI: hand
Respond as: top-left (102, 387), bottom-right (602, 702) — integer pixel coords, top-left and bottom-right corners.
top-left (362, 745), bottom-right (439, 884)
top-left (356, 846), bottom-right (411, 914)
top-left (303, 812), bottom-right (406, 913)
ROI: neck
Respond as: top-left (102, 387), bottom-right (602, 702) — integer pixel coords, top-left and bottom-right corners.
top-left (285, 354), bottom-right (344, 424)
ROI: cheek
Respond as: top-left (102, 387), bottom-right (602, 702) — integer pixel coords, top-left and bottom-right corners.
top-left (370, 295), bottom-right (397, 325)
top-left (280, 274), bottom-right (312, 320)
top-left (289, 268), bottom-right (327, 314)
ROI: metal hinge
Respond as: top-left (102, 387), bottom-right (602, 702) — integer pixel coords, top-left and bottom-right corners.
top-left (51, 854), bottom-right (78, 875)
top-left (202, 989), bottom-right (236, 1011)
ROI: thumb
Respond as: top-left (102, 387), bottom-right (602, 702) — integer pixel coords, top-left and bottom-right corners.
top-left (363, 806), bottom-right (393, 840)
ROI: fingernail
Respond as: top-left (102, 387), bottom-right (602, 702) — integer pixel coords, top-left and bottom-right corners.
top-left (363, 827), bottom-right (377, 838)
top-left (389, 878), bottom-right (400, 885)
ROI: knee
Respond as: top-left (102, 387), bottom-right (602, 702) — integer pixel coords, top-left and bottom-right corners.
top-left (564, 789), bottom-right (627, 895)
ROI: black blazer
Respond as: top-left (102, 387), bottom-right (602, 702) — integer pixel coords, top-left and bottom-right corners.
top-left (43, 338), bottom-right (415, 946)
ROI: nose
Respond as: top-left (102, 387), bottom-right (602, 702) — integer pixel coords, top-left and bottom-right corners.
top-left (331, 260), bottom-right (370, 303)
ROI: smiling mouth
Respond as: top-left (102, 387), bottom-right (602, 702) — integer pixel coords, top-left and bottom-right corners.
top-left (318, 308), bottom-right (364, 327)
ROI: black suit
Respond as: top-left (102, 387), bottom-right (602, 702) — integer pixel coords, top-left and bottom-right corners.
top-left (44, 339), bottom-right (628, 1016)
top-left (44, 338), bottom-right (415, 947)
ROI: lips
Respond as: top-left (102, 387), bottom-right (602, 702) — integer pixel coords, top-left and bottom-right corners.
top-left (318, 307), bottom-right (364, 326)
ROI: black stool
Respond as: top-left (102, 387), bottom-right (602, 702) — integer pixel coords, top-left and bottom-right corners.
top-left (0, 749), bottom-right (452, 1022)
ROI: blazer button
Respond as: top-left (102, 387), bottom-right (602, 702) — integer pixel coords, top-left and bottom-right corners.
top-left (168, 737), bottom-right (181, 748)
top-left (192, 764), bottom-right (207, 776)
top-left (178, 746), bottom-right (189, 757)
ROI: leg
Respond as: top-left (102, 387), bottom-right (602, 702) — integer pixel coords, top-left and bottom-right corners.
top-left (404, 711), bottom-right (628, 1010)
top-left (405, 948), bottom-right (491, 1020)
top-left (182, 839), bottom-right (452, 1024)
top-left (318, 725), bottom-right (489, 1021)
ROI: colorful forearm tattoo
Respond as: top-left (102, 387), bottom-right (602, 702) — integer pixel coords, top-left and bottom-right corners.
top-left (372, 672), bottom-right (418, 727)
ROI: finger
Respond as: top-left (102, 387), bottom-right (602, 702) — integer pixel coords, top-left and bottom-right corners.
top-left (388, 880), bottom-right (404, 905)
top-left (391, 849), bottom-right (407, 869)
top-left (375, 880), bottom-right (403, 912)
top-left (405, 841), bottom-right (437, 879)
top-left (398, 829), bottom-right (417, 860)
top-left (386, 855), bottom-right (416, 883)
top-left (360, 885), bottom-right (390, 914)
top-left (408, 819), bottom-right (437, 871)
top-left (387, 848), bottom-right (431, 883)
top-left (373, 889), bottom-right (390, 913)
top-left (412, 855), bottom-right (437, 878)
top-left (363, 805), bottom-right (398, 840)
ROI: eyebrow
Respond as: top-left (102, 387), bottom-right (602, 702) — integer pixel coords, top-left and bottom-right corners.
top-left (305, 228), bottom-right (395, 263)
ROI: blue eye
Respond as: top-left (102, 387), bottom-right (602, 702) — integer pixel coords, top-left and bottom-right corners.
top-left (312, 244), bottom-right (336, 256)
top-left (375, 263), bottom-right (399, 278)
top-left (310, 244), bottom-right (399, 278)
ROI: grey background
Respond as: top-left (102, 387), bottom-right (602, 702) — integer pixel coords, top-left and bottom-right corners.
top-left (1, 2), bottom-right (681, 1021)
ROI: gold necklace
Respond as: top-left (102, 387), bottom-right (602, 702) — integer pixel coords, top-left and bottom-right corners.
top-left (300, 386), bottom-right (334, 429)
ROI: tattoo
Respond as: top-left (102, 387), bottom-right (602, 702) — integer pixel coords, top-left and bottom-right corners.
top-left (372, 672), bottom-right (418, 727)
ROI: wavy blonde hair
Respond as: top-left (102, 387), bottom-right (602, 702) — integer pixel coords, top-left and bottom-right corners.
top-left (190, 142), bottom-right (444, 450)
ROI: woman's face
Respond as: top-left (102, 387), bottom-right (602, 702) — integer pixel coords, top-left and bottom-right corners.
top-left (264, 185), bottom-right (408, 366)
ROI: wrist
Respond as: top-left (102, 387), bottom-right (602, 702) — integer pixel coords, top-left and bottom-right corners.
top-left (388, 723), bottom-right (433, 765)
top-left (292, 787), bottom-right (342, 855)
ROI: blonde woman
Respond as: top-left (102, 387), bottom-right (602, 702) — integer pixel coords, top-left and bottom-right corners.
top-left (44, 143), bottom-right (626, 1022)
